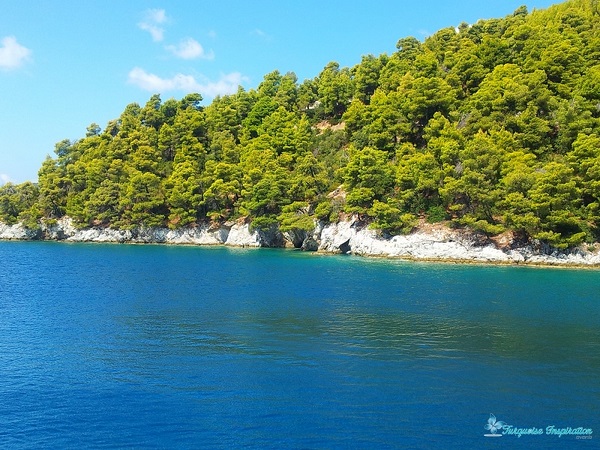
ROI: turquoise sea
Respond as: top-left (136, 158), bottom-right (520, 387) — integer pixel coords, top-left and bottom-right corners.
top-left (0, 241), bottom-right (598, 448)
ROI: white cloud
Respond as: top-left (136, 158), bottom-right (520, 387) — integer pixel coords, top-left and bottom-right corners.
top-left (0, 36), bottom-right (32, 71)
top-left (417, 29), bottom-right (432, 38)
top-left (138, 9), bottom-right (168, 42)
top-left (127, 67), bottom-right (246, 97)
top-left (251, 28), bottom-right (272, 42)
top-left (166, 38), bottom-right (214, 60)
top-left (200, 72), bottom-right (248, 98)
top-left (147, 8), bottom-right (167, 24)
top-left (0, 173), bottom-right (13, 185)
top-left (128, 67), bottom-right (196, 91)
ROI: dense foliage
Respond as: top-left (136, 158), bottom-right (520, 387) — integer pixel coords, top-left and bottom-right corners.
top-left (2, 0), bottom-right (600, 248)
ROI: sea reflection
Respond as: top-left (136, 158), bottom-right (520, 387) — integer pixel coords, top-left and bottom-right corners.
top-left (107, 295), bottom-right (600, 377)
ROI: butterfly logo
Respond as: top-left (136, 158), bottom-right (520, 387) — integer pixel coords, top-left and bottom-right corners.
top-left (484, 413), bottom-right (507, 437)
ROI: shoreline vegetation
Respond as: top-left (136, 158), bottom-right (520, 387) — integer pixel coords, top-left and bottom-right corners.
top-left (2, 0), bottom-right (600, 266)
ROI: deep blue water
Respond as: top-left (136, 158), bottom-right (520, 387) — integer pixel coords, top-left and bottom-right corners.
top-left (0, 241), bottom-right (598, 449)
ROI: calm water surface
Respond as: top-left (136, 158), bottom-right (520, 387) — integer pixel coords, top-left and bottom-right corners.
top-left (0, 241), bottom-right (598, 448)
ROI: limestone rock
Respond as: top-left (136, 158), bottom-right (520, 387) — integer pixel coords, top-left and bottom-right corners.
top-left (301, 236), bottom-right (319, 251)
top-left (225, 223), bottom-right (262, 247)
top-left (255, 225), bottom-right (285, 248)
top-left (2, 216), bottom-right (600, 266)
top-left (0, 222), bottom-right (39, 240)
top-left (283, 229), bottom-right (307, 248)
top-left (315, 220), bottom-right (600, 266)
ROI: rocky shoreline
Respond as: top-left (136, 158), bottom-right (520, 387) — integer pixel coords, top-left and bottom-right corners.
top-left (1, 216), bottom-right (599, 267)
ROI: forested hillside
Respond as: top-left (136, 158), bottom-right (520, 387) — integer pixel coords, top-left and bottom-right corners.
top-left (2, 0), bottom-right (599, 248)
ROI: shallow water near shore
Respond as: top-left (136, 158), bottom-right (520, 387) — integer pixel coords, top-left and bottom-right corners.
top-left (0, 241), bottom-right (598, 448)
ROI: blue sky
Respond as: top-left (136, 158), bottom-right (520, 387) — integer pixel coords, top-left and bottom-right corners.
top-left (1, 0), bottom-right (559, 184)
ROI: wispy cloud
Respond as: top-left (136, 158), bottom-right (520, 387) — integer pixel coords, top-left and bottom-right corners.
top-left (0, 36), bottom-right (32, 71)
top-left (127, 67), bottom-right (246, 97)
top-left (138, 9), bottom-right (168, 42)
top-left (251, 28), bottom-right (271, 41)
top-left (417, 29), bottom-right (431, 38)
top-left (166, 38), bottom-right (214, 60)
top-left (200, 72), bottom-right (248, 98)
top-left (0, 173), bottom-right (13, 185)
top-left (128, 67), bottom-right (199, 92)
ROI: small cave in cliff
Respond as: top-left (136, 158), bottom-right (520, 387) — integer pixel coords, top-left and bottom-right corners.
top-left (339, 239), bottom-right (351, 254)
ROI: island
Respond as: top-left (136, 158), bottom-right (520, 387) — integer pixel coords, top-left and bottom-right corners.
top-left (1, 0), bottom-right (599, 266)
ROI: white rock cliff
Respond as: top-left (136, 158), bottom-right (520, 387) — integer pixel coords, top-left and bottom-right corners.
top-left (1, 216), bottom-right (599, 266)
